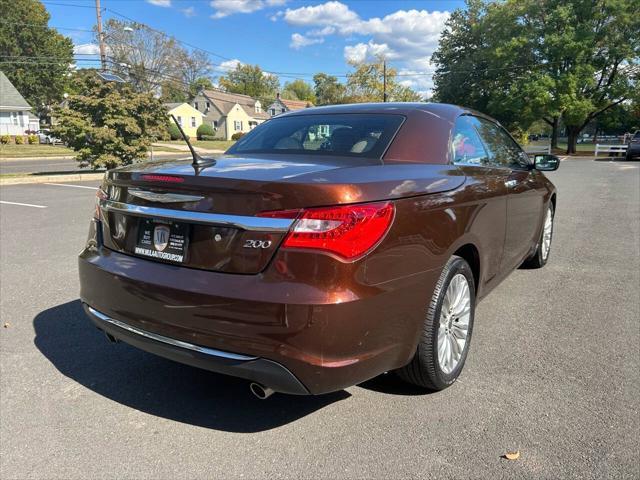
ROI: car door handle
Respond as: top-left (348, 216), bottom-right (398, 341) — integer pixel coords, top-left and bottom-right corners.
top-left (504, 180), bottom-right (517, 188)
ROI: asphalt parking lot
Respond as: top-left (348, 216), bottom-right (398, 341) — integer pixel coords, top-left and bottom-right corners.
top-left (1, 158), bottom-right (638, 479)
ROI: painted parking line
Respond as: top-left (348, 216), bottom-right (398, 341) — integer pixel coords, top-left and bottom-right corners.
top-left (43, 183), bottom-right (97, 190)
top-left (0, 200), bottom-right (47, 209)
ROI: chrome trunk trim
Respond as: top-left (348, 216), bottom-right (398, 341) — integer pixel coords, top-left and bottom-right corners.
top-left (86, 306), bottom-right (257, 361)
top-left (128, 189), bottom-right (205, 203)
top-left (99, 199), bottom-right (294, 232)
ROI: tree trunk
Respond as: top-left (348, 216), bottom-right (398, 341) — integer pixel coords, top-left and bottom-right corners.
top-left (550, 116), bottom-right (559, 149)
top-left (566, 127), bottom-right (580, 154)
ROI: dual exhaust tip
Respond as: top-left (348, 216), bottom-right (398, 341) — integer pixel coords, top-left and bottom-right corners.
top-left (103, 331), bottom-right (275, 399)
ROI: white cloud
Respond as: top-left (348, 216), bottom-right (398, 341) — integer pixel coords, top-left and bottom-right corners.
top-left (211, 0), bottom-right (288, 19)
top-left (282, 2), bottom-right (449, 67)
top-left (147, 0), bottom-right (171, 7)
top-left (308, 26), bottom-right (335, 37)
top-left (181, 6), bottom-right (196, 17)
top-left (218, 58), bottom-right (244, 71)
top-left (73, 43), bottom-right (100, 55)
top-left (290, 33), bottom-right (324, 50)
top-left (344, 41), bottom-right (394, 63)
top-left (283, 1), bottom-right (359, 28)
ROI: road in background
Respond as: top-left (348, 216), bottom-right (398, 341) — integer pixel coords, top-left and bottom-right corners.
top-left (0, 153), bottom-right (190, 175)
top-left (1, 158), bottom-right (638, 479)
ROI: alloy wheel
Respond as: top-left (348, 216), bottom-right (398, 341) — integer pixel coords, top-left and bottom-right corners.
top-left (541, 207), bottom-right (553, 260)
top-left (437, 273), bottom-right (471, 374)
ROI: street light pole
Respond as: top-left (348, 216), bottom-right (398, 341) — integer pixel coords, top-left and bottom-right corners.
top-left (95, 0), bottom-right (106, 71)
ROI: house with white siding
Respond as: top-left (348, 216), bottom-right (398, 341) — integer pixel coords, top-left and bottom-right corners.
top-left (0, 71), bottom-right (39, 136)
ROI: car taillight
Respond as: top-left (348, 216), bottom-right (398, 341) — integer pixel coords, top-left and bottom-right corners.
top-left (259, 202), bottom-right (395, 260)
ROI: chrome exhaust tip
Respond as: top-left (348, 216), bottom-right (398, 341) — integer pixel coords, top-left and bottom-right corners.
top-left (105, 332), bottom-right (118, 344)
top-left (249, 382), bottom-right (274, 400)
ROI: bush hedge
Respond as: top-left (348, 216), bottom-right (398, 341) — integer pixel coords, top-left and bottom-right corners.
top-left (14, 135), bottom-right (25, 145)
top-left (0, 135), bottom-right (10, 144)
top-left (196, 123), bottom-right (215, 140)
top-left (167, 123), bottom-right (182, 140)
top-left (231, 132), bottom-right (245, 141)
top-left (28, 134), bottom-right (38, 144)
top-left (199, 135), bottom-right (219, 141)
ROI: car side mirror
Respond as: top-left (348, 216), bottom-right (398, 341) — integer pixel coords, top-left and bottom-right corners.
top-left (533, 154), bottom-right (560, 171)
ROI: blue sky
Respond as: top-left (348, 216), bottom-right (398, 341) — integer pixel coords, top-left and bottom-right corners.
top-left (47, 0), bottom-right (466, 94)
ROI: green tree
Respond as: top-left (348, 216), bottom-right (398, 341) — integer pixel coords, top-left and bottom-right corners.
top-left (433, 0), bottom-right (639, 153)
top-left (281, 79), bottom-right (316, 103)
top-left (313, 73), bottom-right (346, 105)
top-left (103, 19), bottom-right (213, 101)
top-left (53, 71), bottom-right (168, 169)
top-left (0, 0), bottom-right (74, 116)
top-left (218, 63), bottom-right (279, 105)
top-left (346, 57), bottom-right (422, 103)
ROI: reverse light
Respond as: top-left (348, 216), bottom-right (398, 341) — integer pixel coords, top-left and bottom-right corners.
top-left (260, 202), bottom-right (395, 260)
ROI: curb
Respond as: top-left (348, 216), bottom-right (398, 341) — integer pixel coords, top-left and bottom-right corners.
top-left (1, 151), bottom-right (189, 162)
top-left (0, 155), bottom-right (76, 161)
top-left (0, 172), bottom-right (105, 186)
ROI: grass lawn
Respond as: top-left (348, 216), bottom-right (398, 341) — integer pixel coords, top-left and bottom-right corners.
top-left (528, 140), bottom-right (597, 154)
top-left (0, 143), bottom-right (185, 159)
top-left (0, 144), bottom-right (75, 158)
top-left (164, 139), bottom-right (235, 151)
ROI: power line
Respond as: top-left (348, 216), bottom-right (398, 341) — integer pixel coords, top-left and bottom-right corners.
top-left (40, 1), bottom-right (102, 9)
top-left (0, 20), bottom-right (95, 33)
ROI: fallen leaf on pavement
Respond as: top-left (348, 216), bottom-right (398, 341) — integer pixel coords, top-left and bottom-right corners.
top-left (504, 451), bottom-right (520, 460)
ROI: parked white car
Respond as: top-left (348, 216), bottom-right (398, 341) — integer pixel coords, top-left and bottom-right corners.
top-left (37, 130), bottom-right (63, 145)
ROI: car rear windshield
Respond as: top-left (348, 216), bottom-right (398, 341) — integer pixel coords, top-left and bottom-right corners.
top-left (226, 113), bottom-right (405, 159)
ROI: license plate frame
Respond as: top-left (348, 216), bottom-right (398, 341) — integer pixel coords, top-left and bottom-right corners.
top-left (134, 218), bottom-right (190, 264)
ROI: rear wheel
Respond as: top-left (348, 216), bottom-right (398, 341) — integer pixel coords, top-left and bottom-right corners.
top-left (397, 255), bottom-right (475, 391)
top-left (522, 203), bottom-right (554, 268)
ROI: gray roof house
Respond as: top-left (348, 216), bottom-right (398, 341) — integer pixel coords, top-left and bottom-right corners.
top-left (191, 89), bottom-right (270, 140)
top-left (0, 71), bottom-right (39, 135)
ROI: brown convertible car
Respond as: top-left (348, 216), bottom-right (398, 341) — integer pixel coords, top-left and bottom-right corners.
top-left (79, 103), bottom-right (559, 398)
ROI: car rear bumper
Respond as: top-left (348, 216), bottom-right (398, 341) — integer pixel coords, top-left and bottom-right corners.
top-left (78, 246), bottom-right (436, 395)
top-left (83, 303), bottom-right (310, 395)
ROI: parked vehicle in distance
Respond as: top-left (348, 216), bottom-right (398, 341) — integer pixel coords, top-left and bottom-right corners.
top-left (79, 103), bottom-right (559, 398)
top-left (37, 130), bottom-right (63, 145)
top-left (626, 131), bottom-right (640, 161)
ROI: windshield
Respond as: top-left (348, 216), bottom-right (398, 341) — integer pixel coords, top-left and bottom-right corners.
top-left (226, 113), bottom-right (404, 159)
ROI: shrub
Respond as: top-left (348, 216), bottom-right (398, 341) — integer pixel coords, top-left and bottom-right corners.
top-left (0, 135), bottom-right (9, 144)
top-left (200, 135), bottom-right (218, 141)
top-left (15, 135), bottom-right (25, 145)
top-left (28, 134), bottom-right (38, 144)
top-left (231, 132), bottom-right (245, 141)
top-left (167, 123), bottom-right (182, 140)
top-left (196, 123), bottom-right (215, 140)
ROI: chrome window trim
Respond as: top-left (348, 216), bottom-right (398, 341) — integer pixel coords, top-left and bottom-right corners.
top-left (87, 306), bottom-right (257, 361)
top-left (99, 199), bottom-right (294, 232)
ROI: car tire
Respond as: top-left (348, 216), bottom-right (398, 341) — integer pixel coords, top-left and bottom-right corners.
top-left (397, 255), bottom-right (475, 391)
top-left (522, 203), bottom-right (554, 269)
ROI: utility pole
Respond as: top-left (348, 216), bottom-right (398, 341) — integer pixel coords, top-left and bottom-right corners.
top-left (383, 60), bottom-right (388, 102)
top-left (95, 0), bottom-right (106, 71)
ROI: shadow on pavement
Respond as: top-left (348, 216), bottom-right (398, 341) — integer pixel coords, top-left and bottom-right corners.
top-left (358, 372), bottom-right (434, 396)
top-left (33, 300), bottom-right (350, 432)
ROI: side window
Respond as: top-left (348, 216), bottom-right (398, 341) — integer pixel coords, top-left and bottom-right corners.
top-left (475, 117), bottom-right (528, 169)
top-left (451, 116), bottom-right (490, 166)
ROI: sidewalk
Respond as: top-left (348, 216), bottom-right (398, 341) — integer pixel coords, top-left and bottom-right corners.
top-left (1, 150), bottom-right (188, 162)
top-left (152, 142), bottom-right (225, 154)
